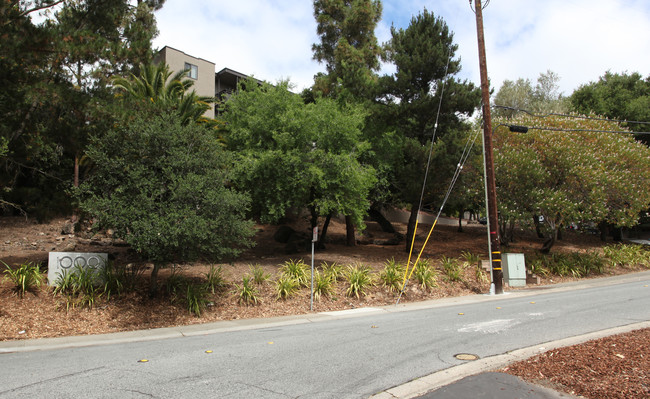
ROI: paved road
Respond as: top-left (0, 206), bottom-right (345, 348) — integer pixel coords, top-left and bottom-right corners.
top-left (1, 272), bottom-right (648, 399)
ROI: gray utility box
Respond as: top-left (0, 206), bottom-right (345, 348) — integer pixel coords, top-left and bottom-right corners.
top-left (47, 252), bottom-right (108, 286)
top-left (502, 253), bottom-right (526, 287)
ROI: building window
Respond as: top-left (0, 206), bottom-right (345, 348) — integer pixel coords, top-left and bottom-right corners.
top-left (185, 63), bottom-right (198, 79)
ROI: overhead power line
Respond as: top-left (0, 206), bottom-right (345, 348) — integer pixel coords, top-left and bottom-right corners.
top-left (492, 104), bottom-right (650, 127)
top-left (506, 125), bottom-right (650, 136)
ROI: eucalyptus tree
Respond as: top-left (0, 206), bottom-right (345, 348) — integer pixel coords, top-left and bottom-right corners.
top-left (493, 70), bottom-right (568, 119)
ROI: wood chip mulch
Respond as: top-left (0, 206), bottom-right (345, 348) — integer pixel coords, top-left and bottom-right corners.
top-left (503, 328), bottom-right (650, 399)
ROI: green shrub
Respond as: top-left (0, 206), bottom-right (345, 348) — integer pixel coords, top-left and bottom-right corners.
top-left (321, 262), bottom-right (343, 282)
top-left (460, 251), bottom-right (481, 267)
top-left (528, 257), bottom-right (550, 277)
top-left (2, 261), bottom-right (44, 298)
top-left (573, 251), bottom-right (607, 275)
top-left (204, 265), bottom-right (228, 293)
top-left (280, 259), bottom-right (309, 286)
top-left (100, 263), bottom-right (123, 300)
top-left (413, 259), bottom-right (438, 290)
top-left (441, 256), bottom-right (463, 282)
top-left (53, 269), bottom-right (74, 296)
top-left (379, 258), bottom-right (404, 293)
top-left (101, 263), bottom-right (146, 295)
top-left (604, 244), bottom-right (650, 269)
top-left (186, 282), bottom-right (209, 317)
top-left (312, 270), bottom-right (334, 301)
top-left (235, 275), bottom-right (259, 305)
top-left (165, 269), bottom-right (189, 301)
top-left (53, 269), bottom-right (77, 312)
top-left (475, 263), bottom-right (489, 284)
top-left (345, 264), bottom-right (374, 298)
top-left (162, 269), bottom-right (211, 316)
top-left (249, 264), bottom-right (270, 285)
top-left (76, 111), bottom-right (255, 297)
top-left (53, 264), bottom-right (102, 310)
top-left (99, 261), bottom-right (146, 299)
top-left (529, 251), bottom-right (608, 278)
top-left (549, 253), bottom-right (572, 276)
top-left (275, 275), bottom-right (299, 300)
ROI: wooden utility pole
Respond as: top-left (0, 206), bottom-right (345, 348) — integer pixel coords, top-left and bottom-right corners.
top-left (473, 0), bottom-right (503, 294)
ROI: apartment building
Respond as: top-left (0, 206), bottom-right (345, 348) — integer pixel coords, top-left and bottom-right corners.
top-left (154, 46), bottom-right (261, 119)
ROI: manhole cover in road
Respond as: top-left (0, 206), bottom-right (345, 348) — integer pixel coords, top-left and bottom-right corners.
top-left (454, 353), bottom-right (479, 361)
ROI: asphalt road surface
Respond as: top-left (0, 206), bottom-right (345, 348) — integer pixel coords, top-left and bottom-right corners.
top-left (1, 272), bottom-right (648, 398)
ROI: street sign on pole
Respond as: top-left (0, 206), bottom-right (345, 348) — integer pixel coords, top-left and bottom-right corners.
top-left (310, 227), bottom-right (318, 311)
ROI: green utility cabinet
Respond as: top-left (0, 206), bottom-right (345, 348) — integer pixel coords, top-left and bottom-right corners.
top-left (502, 253), bottom-right (526, 287)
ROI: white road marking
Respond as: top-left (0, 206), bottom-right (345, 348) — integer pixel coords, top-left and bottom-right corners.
top-left (458, 319), bottom-right (520, 334)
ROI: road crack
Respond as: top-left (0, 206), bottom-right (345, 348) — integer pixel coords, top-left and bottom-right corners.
top-left (0, 366), bottom-right (105, 395)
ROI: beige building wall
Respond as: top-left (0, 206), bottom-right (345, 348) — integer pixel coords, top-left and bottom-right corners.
top-left (154, 46), bottom-right (216, 119)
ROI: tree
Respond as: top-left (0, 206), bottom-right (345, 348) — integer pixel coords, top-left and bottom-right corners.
top-left (77, 106), bottom-right (254, 296)
top-left (570, 71), bottom-right (650, 143)
top-left (312, 0), bottom-right (383, 101)
top-left (222, 80), bottom-right (376, 248)
top-left (311, 0), bottom-right (384, 245)
top-left (112, 62), bottom-right (215, 126)
top-left (0, 1), bottom-right (76, 218)
top-left (493, 114), bottom-right (650, 253)
top-left (378, 9), bottom-right (481, 251)
top-left (50, 0), bottom-right (165, 193)
top-left (50, 0), bottom-right (163, 89)
top-left (0, 1), bottom-right (165, 219)
top-left (493, 70), bottom-right (568, 119)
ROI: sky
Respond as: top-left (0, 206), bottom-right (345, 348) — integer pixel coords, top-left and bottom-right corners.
top-left (152, 0), bottom-right (650, 96)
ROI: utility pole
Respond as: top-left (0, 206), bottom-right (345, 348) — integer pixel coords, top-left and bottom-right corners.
top-left (473, 0), bottom-right (503, 294)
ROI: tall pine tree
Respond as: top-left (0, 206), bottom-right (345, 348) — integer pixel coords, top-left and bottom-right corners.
top-left (0, 1), bottom-right (165, 219)
top-left (378, 9), bottom-right (481, 251)
top-left (311, 0), bottom-right (383, 245)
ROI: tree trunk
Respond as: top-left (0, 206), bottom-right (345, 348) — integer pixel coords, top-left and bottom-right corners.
top-left (368, 204), bottom-right (396, 233)
top-left (540, 218), bottom-right (559, 253)
top-left (405, 205), bottom-right (419, 253)
top-left (71, 153), bottom-right (80, 224)
top-left (148, 263), bottom-right (162, 298)
top-left (540, 229), bottom-right (557, 254)
top-left (499, 219), bottom-right (510, 246)
top-left (317, 213), bottom-right (332, 250)
top-left (345, 215), bottom-right (356, 246)
top-left (598, 221), bottom-right (609, 242)
top-left (74, 153), bottom-right (79, 188)
top-left (509, 219), bottom-right (516, 242)
top-left (457, 208), bottom-right (464, 233)
top-left (533, 215), bottom-right (544, 238)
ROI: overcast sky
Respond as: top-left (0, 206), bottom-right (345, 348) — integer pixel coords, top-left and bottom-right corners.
top-left (152, 0), bottom-right (650, 96)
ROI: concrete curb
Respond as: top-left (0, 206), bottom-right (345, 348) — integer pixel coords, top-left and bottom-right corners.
top-left (368, 320), bottom-right (650, 399)
top-left (1, 270), bottom-right (648, 354)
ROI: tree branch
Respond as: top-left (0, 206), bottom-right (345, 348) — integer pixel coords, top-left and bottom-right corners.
top-left (18, 0), bottom-right (66, 19)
